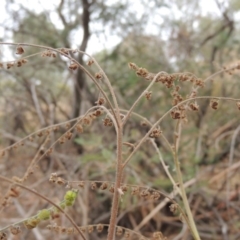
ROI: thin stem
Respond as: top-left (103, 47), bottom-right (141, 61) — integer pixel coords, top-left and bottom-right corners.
top-left (174, 120), bottom-right (182, 152)
top-left (0, 199), bottom-right (65, 231)
top-left (0, 175), bottom-right (86, 240)
top-left (107, 123), bottom-right (123, 240)
top-left (123, 96), bottom-right (240, 168)
top-left (122, 73), bottom-right (158, 125)
top-left (172, 151), bottom-right (200, 240)
top-left (119, 108), bottom-right (174, 152)
top-left (173, 118), bottom-right (200, 239)
top-left (122, 64), bottom-right (239, 126)
top-left (150, 139), bottom-right (193, 231)
top-left (0, 42), bottom-right (120, 127)
top-left (0, 105), bottom-right (116, 155)
top-left (74, 49), bottom-right (121, 124)
top-left (150, 139), bottom-right (181, 196)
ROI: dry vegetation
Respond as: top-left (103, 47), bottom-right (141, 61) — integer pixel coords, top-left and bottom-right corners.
top-left (0, 42), bottom-right (240, 240)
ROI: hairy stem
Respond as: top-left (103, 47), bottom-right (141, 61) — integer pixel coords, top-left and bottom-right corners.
top-left (107, 122), bottom-right (123, 240)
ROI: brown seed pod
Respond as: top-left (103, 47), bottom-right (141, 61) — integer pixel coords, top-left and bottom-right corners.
top-left (65, 123), bottom-right (71, 129)
top-left (21, 59), bottom-right (28, 64)
top-left (151, 191), bottom-right (161, 201)
top-left (16, 46), bottom-right (25, 55)
top-left (51, 212), bottom-right (61, 219)
top-left (169, 203), bottom-right (178, 213)
top-left (65, 131), bottom-right (73, 140)
top-left (100, 182), bottom-right (108, 190)
top-left (189, 102), bottom-right (199, 111)
top-left (210, 99), bottom-right (219, 110)
top-left (140, 189), bottom-right (150, 198)
top-left (131, 186), bottom-right (140, 195)
top-left (8, 187), bottom-right (20, 198)
top-left (60, 48), bottom-right (69, 55)
top-left (96, 97), bottom-right (105, 105)
top-left (91, 182), bottom-right (97, 190)
top-left (124, 231), bottom-right (131, 239)
top-left (69, 63), bottom-right (78, 70)
top-left (7, 62), bottom-right (15, 69)
top-left (136, 67), bottom-right (148, 77)
top-left (140, 121), bottom-right (148, 127)
top-left (0, 232), bottom-right (7, 240)
top-left (37, 131), bottom-right (43, 137)
top-left (120, 185), bottom-right (128, 193)
top-left (88, 225), bottom-right (94, 233)
top-left (76, 124), bottom-right (84, 133)
top-left (116, 227), bottom-right (123, 236)
top-left (56, 177), bottom-right (66, 185)
top-left (195, 78), bottom-right (204, 87)
top-left (61, 227), bottom-right (67, 233)
top-left (145, 91), bottom-right (152, 100)
top-left (95, 72), bottom-right (103, 80)
top-left (10, 225), bottom-right (21, 235)
top-left (16, 60), bottom-right (22, 67)
top-left (128, 62), bottom-right (139, 71)
top-left (150, 128), bottom-right (162, 138)
top-left (83, 116), bottom-right (92, 125)
top-left (103, 118), bottom-right (113, 127)
top-left (49, 173), bottom-right (58, 183)
top-left (109, 185), bottom-right (114, 193)
top-left (53, 126), bottom-right (60, 132)
top-left (59, 138), bottom-right (65, 144)
top-left (94, 109), bottom-right (103, 117)
top-left (80, 226), bottom-right (86, 233)
top-left (78, 181), bottom-right (84, 188)
top-left (67, 227), bottom-right (74, 234)
top-left (170, 109), bottom-right (181, 119)
top-left (47, 148), bottom-right (53, 156)
top-left (87, 59), bottom-right (94, 66)
top-left (96, 224), bottom-right (104, 232)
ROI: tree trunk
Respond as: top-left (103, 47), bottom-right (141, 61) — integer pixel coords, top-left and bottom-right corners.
top-left (72, 0), bottom-right (91, 118)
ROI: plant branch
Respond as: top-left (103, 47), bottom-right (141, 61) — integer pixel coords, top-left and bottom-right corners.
top-left (172, 150), bottom-right (200, 240)
top-left (123, 96), bottom-right (240, 168)
top-left (0, 175), bottom-right (86, 240)
top-left (122, 72), bottom-right (163, 125)
top-left (107, 121), bottom-right (123, 240)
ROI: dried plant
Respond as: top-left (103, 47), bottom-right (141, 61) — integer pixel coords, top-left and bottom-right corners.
top-left (0, 42), bottom-right (240, 240)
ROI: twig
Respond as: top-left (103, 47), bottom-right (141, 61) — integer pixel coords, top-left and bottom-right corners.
top-left (30, 81), bottom-right (46, 126)
top-left (0, 175), bottom-right (86, 240)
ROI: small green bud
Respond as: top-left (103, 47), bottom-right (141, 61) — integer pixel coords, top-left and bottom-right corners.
top-left (53, 201), bottom-right (66, 214)
top-left (59, 201), bottom-right (66, 210)
top-left (65, 200), bottom-right (74, 206)
top-left (37, 209), bottom-right (51, 220)
top-left (64, 190), bottom-right (78, 206)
